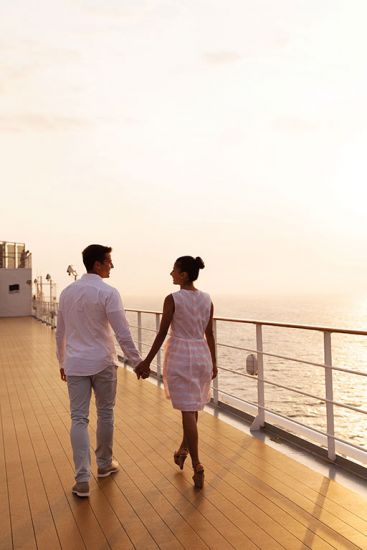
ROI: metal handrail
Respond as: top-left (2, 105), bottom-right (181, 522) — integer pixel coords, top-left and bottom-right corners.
top-left (215, 315), bottom-right (367, 335)
top-left (127, 310), bottom-right (367, 378)
top-left (32, 299), bottom-right (58, 329)
top-left (217, 342), bottom-right (367, 377)
top-left (217, 364), bottom-right (367, 413)
top-left (125, 308), bottom-right (367, 336)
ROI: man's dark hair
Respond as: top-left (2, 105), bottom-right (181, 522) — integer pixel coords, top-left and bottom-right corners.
top-left (175, 256), bottom-right (205, 282)
top-left (82, 244), bottom-right (112, 272)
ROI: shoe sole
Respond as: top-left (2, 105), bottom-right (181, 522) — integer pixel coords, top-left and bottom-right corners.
top-left (72, 489), bottom-right (90, 497)
top-left (97, 468), bottom-right (119, 478)
top-left (174, 454), bottom-right (187, 470)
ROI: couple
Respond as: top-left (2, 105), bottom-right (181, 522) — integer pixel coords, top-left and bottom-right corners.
top-left (56, 244), bottom-right (217, 497)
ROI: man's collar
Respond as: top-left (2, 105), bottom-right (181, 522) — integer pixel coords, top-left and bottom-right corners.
top-left (82, 273), bottom-right (102, 279)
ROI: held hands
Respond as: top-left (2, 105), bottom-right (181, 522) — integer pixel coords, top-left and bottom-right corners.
top-left (134, 359), bottom-right (151, 380)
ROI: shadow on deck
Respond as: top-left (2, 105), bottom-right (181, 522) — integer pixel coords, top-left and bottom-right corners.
top-left (1, 317), bottom-right (367, 549)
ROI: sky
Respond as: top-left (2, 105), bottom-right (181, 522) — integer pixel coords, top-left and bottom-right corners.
top-left (2, 0), bottom-right (367, 300)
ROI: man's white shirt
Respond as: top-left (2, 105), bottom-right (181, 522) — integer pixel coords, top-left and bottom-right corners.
top-left (56, 273), bottom-right (141, 375)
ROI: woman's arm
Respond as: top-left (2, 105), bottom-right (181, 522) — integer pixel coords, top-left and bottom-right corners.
top-left (205, 303), bottom-right (218, 379)
top-left (134, 294), bottom-right (174, 378)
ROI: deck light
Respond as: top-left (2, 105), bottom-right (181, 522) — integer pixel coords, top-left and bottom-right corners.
top-left (66, 265), bottom-right (78, 280)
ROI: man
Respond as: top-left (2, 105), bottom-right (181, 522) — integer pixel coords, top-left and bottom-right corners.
top-left (56, 244), bottom-right (142, 497)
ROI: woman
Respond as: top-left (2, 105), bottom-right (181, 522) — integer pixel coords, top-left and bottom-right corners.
top-left (135, 256), bottom-right (217, 488)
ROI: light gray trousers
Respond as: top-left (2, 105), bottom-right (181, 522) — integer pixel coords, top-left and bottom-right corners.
top-left (67, 364), bottom-right (118, 482)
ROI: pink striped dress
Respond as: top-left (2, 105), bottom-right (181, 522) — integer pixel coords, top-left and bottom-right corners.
top-left (163, 289), bottom-right (213, 411)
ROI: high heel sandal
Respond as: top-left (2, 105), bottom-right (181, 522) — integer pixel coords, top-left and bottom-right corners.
top-left (192, 463), bottom-right (205, 489)
top-left (174, 448), bottom-right (188, 470)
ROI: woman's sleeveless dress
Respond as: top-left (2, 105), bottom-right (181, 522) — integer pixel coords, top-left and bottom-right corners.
top-left (163, 289), bottom-right (213, 411)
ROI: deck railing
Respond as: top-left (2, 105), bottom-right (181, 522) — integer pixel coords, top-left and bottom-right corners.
top-left (33, 301), bottom-right (367, 468)
top-left (32, 300), bottom-right (58, 329)
top-left (124, 308), bottom-right (367, 468)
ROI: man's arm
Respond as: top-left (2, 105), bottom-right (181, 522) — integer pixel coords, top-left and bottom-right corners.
top-left (55, 308), bottom-right (67, 381)
top-left (107, 309), bottom-right (142, 367)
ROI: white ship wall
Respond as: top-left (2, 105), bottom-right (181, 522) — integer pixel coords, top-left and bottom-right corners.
top-left (0, 268), bottom-right (32, 316)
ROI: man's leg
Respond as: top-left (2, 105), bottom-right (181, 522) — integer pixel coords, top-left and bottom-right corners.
top-left (67, 375), bottom-right (92, 482)
top-left (93, 365), bottom-right (117, 469)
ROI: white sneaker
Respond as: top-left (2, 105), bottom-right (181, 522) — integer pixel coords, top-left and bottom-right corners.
top-left (97, 459), bottom-right (120, 478)
top-left (72, 481), bottom-right (90, 497)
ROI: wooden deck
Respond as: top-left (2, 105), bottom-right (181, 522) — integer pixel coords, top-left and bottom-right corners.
top-left (0, 317), bottom-right (367, 550)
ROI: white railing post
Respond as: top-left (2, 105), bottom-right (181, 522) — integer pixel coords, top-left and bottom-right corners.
top-left (137, 311), bottom-right (142, 354)
top-left (212, 319), bottom-right (219, 406)
top-left (324, 331), bottom-right (336, 461)
top-left (251, 323), bottom-right (265, 430)
top-left (155, 313), bottom-right (162, 379)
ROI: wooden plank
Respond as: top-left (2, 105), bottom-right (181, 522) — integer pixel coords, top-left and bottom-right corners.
top-left (111, 432), bottom-right (232, 549)
top-left (200, 408), bottom-right (367, 521)
top-left (26, 362), bottom-right (159, 550)
top-left (109, 374), bottom-right (275, 548)
top-left (26, 375), bottom-right (121, 549)
top-left (96, 478), bottom-right (160, 550)
top-left (1, 317), bottom-right (367, 550)
top-left (7, 365), bottom-right (61, 550)
top-left (44, 369), bottom-right (229, 549)
top-left (120, 396), bottom-right (310, 549)
top-left (0, 329), bottom-right (108, 550)
top-left (0, 322), bottom-right (86, 550)
top-left (121, 371), bottom-right (365, 549)
top-left (32, 356), bottom-right (204, 549)
top-left (197, 418), bottom-right (367, 548)
top-left (1, 370), bottom-right (37, 550)
top-left (119, 426), bottom-right (264, 549)
top-left (11, 370), bottom-right (86, 550)
top-left (0, 388), bottom-right (12, 550)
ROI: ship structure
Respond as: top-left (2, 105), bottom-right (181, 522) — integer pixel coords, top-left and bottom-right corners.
top-left (0, 240), bottom-right (32, 317)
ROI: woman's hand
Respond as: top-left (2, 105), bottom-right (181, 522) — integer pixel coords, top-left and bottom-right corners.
top-left (212, 365), bottom-right (218, 379)
top-left (134, 295), bottom-right (174, 381)
top-left (134, 360), bottom-right (151, 380)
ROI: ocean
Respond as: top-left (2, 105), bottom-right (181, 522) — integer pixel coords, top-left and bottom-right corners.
top-left (123, 293), bottom-right (367, 450)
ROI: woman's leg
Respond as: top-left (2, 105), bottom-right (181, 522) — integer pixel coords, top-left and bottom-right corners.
top-left (181, 411), bottom-right (200, 467)
top-left (179, 411), bottom-right (198, 451)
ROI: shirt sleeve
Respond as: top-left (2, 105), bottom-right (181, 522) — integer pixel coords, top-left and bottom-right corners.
top-left (106, 295), bottom-right (142, 367)
top-left (106, 288), bottom-right (124, 314)
top-left (55, 307), bottom-right (65, 366)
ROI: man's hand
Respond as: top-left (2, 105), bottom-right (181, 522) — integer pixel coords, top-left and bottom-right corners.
top-left (60, 368), bottom-right (67, 382)
top-left (134, 360), bottom-right (151, 380)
